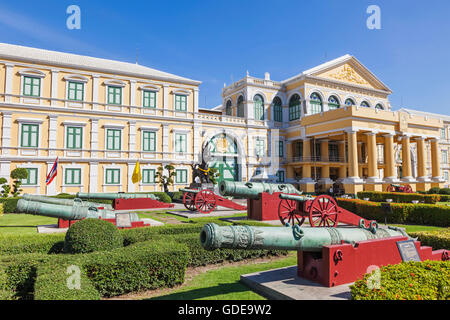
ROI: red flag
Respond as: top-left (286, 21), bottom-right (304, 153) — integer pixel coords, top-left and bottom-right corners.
top-left (46, 157), bottom-right (58, 185)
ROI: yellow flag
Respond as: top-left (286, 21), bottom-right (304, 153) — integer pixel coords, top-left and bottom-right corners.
top-left (132, 160), bottom-right (142, 184)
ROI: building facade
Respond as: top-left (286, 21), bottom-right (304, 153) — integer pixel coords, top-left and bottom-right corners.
top-left (0, 43), bottom-right (447, 195)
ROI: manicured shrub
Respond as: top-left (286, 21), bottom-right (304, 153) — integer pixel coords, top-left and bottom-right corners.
top-left (428, 187), bottom-right (441, 194)
top-left (351, 260), bottom-right (450, 300)
top-left (357, 191), bottom-right (438, 204)
top-left (0, 197), bottom-right (21, 213)
top-left (0, 266), bottom-right (14, 300)
top-left (64, 219), bottom-right (123, 254)
top-left (0, 203), bottom-right (3, 216)
top-left (0, 233), bottom-right (65, 255)
top-left (150, 192), bottom-right (172, 203)
top-left (34, 261), bottom-right (101, 300)
top-left (409, 229), bottom-right (450, 250)
top-left (439, 188), bottom-right (450, 195)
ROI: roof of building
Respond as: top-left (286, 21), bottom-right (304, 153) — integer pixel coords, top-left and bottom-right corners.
top-left (399, 108), bottom-right (450, 122)
top-left (0, 42), bottom-right (201, 85)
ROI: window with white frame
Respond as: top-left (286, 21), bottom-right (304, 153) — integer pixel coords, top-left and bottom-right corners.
top-left (442, 150), bottom-right (448, 164)
top-left (278, 141), bottom-right (284, 157)
top-left (22, 168), bottom-right (38, 185)
top-left (65, 168), bottom-right (81, 185)
top-left (107, 86), bottom-right (122, 105)
top-left (66, 126), bottom-right (83, 150)
top-left (105, 168), bottom-right (120, 184)
top-left (175, 169), bottom-right (188, 183)
top-left (255, 138), bottom-right (265, 157)
top-left (175, 94), bottom-right (187, 111)
top-left (142, 131), bottom-right (156, 152)
top-left (67, 81), bottom-right (84, 101)
top-left (175, 133), bottom-right (187, 153)
top-left (21, 124), bottom-right (39, 148)
top-left (106, 129), bottom-right (122, 151)
top-left (444, 171), bottom-right (449, 182)
top-left (143, 90), bottom-right (157, 108)
top-left (142, 169), bottom-right (156, 184)
top-left (23, 76), bottom-right (41, 97)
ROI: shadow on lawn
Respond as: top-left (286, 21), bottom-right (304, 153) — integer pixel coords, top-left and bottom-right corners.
top-left (148, 282), bottom-right (252, 300)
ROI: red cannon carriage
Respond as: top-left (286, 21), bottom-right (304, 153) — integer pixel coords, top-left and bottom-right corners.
top-left (181, 188), bottom-right (247, 214)
top-left (386, 184), bottom-right (413, 193)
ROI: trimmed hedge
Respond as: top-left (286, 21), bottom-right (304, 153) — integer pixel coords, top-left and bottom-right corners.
top-left (34, 261), bottom-right (101, 300)
top-left (351, 260), bottom-right (450, 300)
top-left (64, 219), bottom-right (123, 254)
top-left (410, 229), bottom-right (450, 250)
top-left (357, 191), bottom-right (439, 204)
top-left (337, 198), bottom-right (450, 227)
top-left (0, 233), bottom-right (65, 255)
top-left (0, 197), bottom-right (21, 213)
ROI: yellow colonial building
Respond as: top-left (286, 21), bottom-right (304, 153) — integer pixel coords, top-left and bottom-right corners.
top-left (0, 43), bottom-right (448, 195)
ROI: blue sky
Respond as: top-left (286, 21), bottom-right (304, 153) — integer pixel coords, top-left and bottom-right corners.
top-left (0, 0), bottom-right (449, 114)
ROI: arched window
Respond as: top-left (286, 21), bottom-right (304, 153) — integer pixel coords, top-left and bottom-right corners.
top-left (310, 93), bottom-right (322, 114)
top-left (360, 101), bottom-right (370, 108)
top-left (289, 94), bottom-right (301, 121)
top-left (345, 98), bottom-right (355, 106)
top-left (375, 103), bottom-right (384, 110)
top-left (328, 95), bottom-right (340, 110)
top-left (225, 100), bottom-right (232, 116)
top-left (273, 97), bottom-right (282, 122)
top-left (237, 95), bottom-right (244, 118)
top-left (253, 94), bottom-right (264, 120)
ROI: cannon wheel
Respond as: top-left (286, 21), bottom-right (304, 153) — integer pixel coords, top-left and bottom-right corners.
top-left (278, 198), bottom-right (306, 226)
top-left (404, 184), bottom-right (413, 193)
top-left (308, 195), bottom-right (339, 227)
top-left (183, 192), bottom-right (197, 211)
top-left (195, 189), bottom-right (217, 214)
top-left (386, 185), bottom-right (396, 192)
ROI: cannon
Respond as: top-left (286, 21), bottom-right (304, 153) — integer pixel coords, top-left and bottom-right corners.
top-left (386, 184), bottom-right (413, 193)
top-left (277, 193), bottom-right (378, 229)
top-left (76, 192), bottom-right (174, 210)
top-left (200, 223), bottom-right (450, 287)
top-left (22, 194), bottom-right (113, 210)
top-left (180, 188), bottom-right (247, 214)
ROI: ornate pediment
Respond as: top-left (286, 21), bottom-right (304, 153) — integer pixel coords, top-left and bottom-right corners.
top-left (327, 64), bottom-right (370, 86)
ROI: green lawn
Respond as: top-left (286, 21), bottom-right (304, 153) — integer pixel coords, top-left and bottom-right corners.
top-left (149, 253), bottom-right (297, 300)
top-left (0, 214), bottom-right (57, 235)
top-left (387, 224), bottom-right (447, 233)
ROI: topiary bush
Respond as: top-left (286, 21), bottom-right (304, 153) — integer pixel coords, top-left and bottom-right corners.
top-left (64, 219), bottom-right (123, 254)
top-left (428, 187), bottom-right (441, 194)
top-left (409, 229), bottom-right (450, 250)
top-left (439, 188), bottom-right (450, 195)
top-left (351, 260), bottom-right (450, 300)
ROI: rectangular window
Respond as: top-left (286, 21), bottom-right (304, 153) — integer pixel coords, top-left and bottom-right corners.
top-left (255, 139), bottom-right (265, 157)
top-left (441, 128), bottom-right (446, 139)
top-left (274, 105), bottom-right (283, 122)
top-left (106, 129), bottom-right (121, 151)
top-left (175, 94), bottom-right (187, 111)
top-left (278, 141), bottom-right (284, 158)
top-left (66, 127), bottom-right (83, 149)
top-left (142, 131), bottom-right (156, 152)
top-left (65, 168), bottom-right (81, 185)
top-left (143, 90), bottom-right (156, 108)
top-left (105, 169), bottom-right (120, 184)
top-left (442, 150), bottom-right (448, 164)
top-left (68, 81), bottom-right (84, 101)
top-left (22, 168), bottom-right (38, 185)
top-left (175, 133), bottom-right (187, 153)
top-left (175, 169), bottom-right (188, 183)
top-left (444, 171), bottom-right (449, 182)
top-left (21, 124), bottom-right (39, 147)
top-left (107, 86), bottom-right (122, 105)
top-left (142, 169), bottom-right (156, 184)
top-left (276, 170), bottom-right (285, 183)
top-left (23, 76), bottom-right (41, 97)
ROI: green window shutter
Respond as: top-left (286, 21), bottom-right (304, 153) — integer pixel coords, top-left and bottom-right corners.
top-left (21, 124), bottom-right (39, 147)
top-left (105, 169), bottom-right (120, 184)
top-left (66, 127), bottom-right (83, 149)
top-left (23, 76), bottom-right (41, 97)
top-left (289, 95), bottom-right (301, 121)
top-left (68, 82), bottom-right (84, 101)
top-left (65, 168), bottom-right (81, 185)
top-left (276, 170), bottom-right (285, 183)
top-left (274, 104), bottom-right (282, 122)
top-left (176, 169), bottom-right (187, 183)
top-left (255, 139), bottom-right (265, 156)
top-left (175, 133), bottom-right (187, 152)
top-left (175, 95), bottom-right (187, 111)
top-left (254, 95), bottom-right (264, 120)
top-left (143, 91), bottom-right (156, 108)
top-left (108, 86), bottom-right (122, 105)
top-left (142, 169), bottom-right (156, 184)
top-left (143, 131), bottom-right (156, 151)
top-left (106, 129), bottom-right (121, 151)
top-left (22, 168), bottom-right (38, 185)
top-left (278, 141), bottom-right (284, 157)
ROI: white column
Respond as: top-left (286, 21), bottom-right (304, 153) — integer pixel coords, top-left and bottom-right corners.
top-left (128, 163), bottom-right (135, 192)
top-left (162, 124), bottom-right (169, 160)
top-left (0, 161), bottom-right (11, 180)
top-left (92, 75), bottom-right (99, 110)
top-left (193, 88), bottom-right (199, 115)
top-left (89, 162), bottom-right (98, 193)
top-left (128, 120), bottom-right (136, 159)
top-left (50, 69), bottom-right (59, 106)
top-left (129, 80), bottom-right (136, 113)
top-left (4, 63), bottom-right (14, 103)
top-left (1, 111), bottom-right (12, 155)
top-left (90, 119), bottom-right (99, 158)
top-left (46, 161), bottom-right (57, 195)
top-left (163, 84), bottom-right (169, 116)
top-left (48, 115), bottom-right (58, 156)
top-left (193, 122), bottom-right (201, 162)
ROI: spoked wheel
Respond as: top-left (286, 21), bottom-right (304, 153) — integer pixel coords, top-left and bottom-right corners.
top-left (195, 189), bottom-right (217, 214)
top-left (308, 195), bottom-right (339, 227)
top-left (386, 185), bottom-right (396, 192)
top-left (404, 184), bottom-right (413, 193)
top-left (278, 198), bottom-right (305, 226)
top-left (183, 192), bottom-right (197, 211)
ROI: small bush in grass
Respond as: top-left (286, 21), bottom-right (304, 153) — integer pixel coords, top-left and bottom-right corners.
top-left (0, 233), bottom-right (65, 255)
top-left (64, 219), bottom-right (123, 254)
top-left (439, 188), bottom-right (450, 195)
top-left (428, 187), bottom-right (441, 194)
top-left (351, 260), bottom-right (450, 300)
top-left (410, 229), bottom-right (450, 250)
